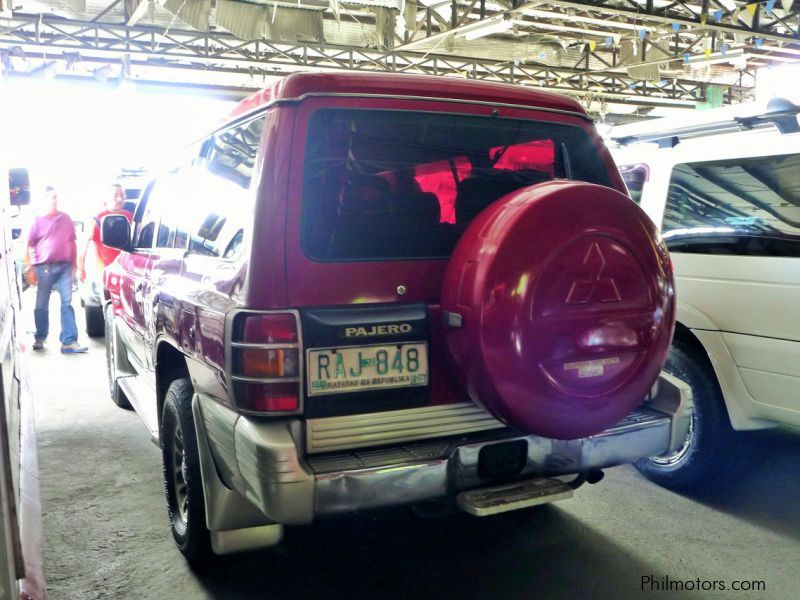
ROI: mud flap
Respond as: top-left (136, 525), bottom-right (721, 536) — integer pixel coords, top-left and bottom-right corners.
top-left (191, 394), bottom-right (283, 554)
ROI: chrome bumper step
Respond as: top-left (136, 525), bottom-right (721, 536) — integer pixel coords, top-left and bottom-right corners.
top-left (457, 478), bottom-right (574, 516)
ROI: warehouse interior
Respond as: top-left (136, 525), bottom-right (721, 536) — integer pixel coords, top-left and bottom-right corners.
top-left (2, 1), bottom-right (800, 599)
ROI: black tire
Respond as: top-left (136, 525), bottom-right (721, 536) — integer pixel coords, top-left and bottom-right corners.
top-left (634, 346), bottom-right (735, 490)
top-left (85, 305), bottom-right (105, 337)
top-left (162, 378), bottom-right (210, 565)
top-left (104, 304), bottom-right (131, 409)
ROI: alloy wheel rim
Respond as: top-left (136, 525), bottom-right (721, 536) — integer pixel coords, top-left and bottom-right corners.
top-left (172, 422), bottom-right (189, 525)
top-left (649, 407), bottom-right (695, 466)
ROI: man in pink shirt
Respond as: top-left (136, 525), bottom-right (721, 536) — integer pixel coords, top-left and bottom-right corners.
top-left (25, 186), bottom-right (88, 353)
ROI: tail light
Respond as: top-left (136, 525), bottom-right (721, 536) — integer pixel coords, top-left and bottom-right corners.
top-left (228, 311), bottom-right (302, 414)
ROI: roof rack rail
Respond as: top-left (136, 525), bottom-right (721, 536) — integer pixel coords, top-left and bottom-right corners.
top-left (611, 98), bottom-right (800, 148)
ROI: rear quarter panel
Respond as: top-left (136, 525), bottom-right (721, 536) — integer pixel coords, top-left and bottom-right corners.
top-left (168, 254), bottom-right (248, 407)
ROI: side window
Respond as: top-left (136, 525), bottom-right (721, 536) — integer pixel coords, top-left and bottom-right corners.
top-left (151, 176), bottom-right (182, 249)
top-left (140, 142), bottom-right (205, 252)
top-left (134, 192), bottom-right (157, 249)
top-left (664, 153), bottom-right (800, 256)
top-left (619, 164), bottom-right (649, 204)
top-left (183, 116), bottom-right (264, 259)
top-left (135, 176), bottom-right (184, 250)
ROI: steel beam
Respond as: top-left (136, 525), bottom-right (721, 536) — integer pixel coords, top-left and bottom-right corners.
top-left (0, 13), bottom-right (747, 107)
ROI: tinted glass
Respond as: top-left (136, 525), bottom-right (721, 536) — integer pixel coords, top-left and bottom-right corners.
top-left (664, 153), bottom-right (800, 257)
top-left (134, 195), bottom-right (157, 249)
top-left (150, 177), bottom-right (179, 248)
top-left (302, 109), bottom-right (611, 261)
top-left (182, 116), bottom-right (264, 259)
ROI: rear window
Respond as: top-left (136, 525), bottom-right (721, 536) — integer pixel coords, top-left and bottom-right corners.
top-left (301, 109), bottom-right (611, 261)
top-left (664, 153), bottom-right (800, 257)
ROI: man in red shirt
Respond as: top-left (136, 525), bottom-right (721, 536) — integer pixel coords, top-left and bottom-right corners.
top-left (26, 186), bottom-right (87, 353)
top-left (78, 184), bottom-right (134, 282)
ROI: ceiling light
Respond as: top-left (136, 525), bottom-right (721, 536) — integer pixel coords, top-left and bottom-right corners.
top-left (686, 49), bottom-right (747, 66)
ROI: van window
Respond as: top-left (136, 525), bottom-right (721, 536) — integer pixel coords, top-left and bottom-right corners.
top-left (664, 153), bottom-right (800, 257)
top-left (182, 116), bottom-right (264, 259)
top-left (301, 108), bottom-right (611, 261)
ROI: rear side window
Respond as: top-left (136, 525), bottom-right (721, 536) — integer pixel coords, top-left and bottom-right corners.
top-left (134, 193), bottom-right (158, 249)
top-left (664, 153), bottom-right (800, 257)
top-left (302, 108), bottom-right (611, 261)
top-left (179, 116), bottom-right (264, 259)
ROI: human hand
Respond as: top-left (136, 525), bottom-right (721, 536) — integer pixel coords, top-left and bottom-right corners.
top-left (25, 268), bottom-right (37, 286)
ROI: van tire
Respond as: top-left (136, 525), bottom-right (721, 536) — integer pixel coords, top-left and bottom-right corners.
top-left (105, 305), bottom-right (131, 410)
top-left (85, 305), bottom-right (105, 337)
top-left (634, 346), bottom-right (734, 490)
top-left (162, 378), bottom-right (210, 565)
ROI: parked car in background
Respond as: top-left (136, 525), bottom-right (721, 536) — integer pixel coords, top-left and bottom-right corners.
top-left (102, 73), bottom-right (690, 565)
top-left (609, 98), bottom-right (800, 489)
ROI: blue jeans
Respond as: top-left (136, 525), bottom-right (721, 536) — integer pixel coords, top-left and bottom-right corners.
top-left (34, 262), bottom-right (78, 346)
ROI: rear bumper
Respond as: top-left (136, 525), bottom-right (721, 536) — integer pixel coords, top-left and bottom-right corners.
top-left (195, 371), bottom-right (691, 528)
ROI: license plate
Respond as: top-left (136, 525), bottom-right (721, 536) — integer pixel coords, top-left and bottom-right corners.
top-left (307, 343), bottom-right (428, 396)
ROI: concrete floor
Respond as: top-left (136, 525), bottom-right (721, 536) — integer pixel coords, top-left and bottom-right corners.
top-left (24, 294), bottom-right (800, 599)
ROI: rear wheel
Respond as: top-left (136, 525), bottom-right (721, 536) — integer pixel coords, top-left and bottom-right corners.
top-left (104, 304), bottom-right (131, 409)
top-left (85, 305), bottom-right (105, 337)
top-left (634, 346), bottom-right (735, 490)
top-left (162, 378), bottom-right (210, 565)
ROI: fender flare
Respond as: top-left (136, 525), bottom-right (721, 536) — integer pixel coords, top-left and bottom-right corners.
top-left (674, 301), bottom-right (775, 431)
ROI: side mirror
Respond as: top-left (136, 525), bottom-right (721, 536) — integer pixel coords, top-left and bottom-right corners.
top-left (9, 168), bottom-right (31, 206)
top-left (101, 214), bottom-right (132, 251)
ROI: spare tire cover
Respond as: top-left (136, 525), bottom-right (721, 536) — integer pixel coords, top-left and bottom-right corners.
top-left (442, 180), bottom-right (674, 440)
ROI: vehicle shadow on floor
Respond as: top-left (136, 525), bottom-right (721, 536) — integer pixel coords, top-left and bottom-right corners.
top-left (676, 428), bottom-right (800, 542)
top-left (195, 505), bottom-right (698, 600)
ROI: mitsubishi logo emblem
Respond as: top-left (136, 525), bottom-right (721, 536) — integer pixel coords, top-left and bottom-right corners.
top-left (565, 242), bottom-right (622, 305)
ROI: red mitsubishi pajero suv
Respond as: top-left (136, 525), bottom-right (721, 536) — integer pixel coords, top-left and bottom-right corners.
top-left (101, 73), bottom-right (691, 564)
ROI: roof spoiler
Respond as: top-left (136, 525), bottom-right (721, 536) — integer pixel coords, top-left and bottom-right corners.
top-left (611, 97), bottom-right (800, 147)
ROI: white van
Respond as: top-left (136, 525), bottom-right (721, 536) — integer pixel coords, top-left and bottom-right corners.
top-left (609, 99), bottom-right (800, 489)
